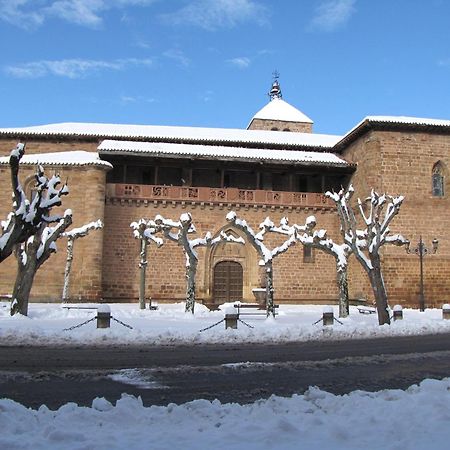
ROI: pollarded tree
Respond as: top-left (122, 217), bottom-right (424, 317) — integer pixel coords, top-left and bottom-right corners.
top-left (294, 216), bottom-right (352, 318)
top-left (11, 210), bottom-right (73, 316)
top-left (326, 185), bottom-right (408, 325)
top-left (149, 213), bottom-right (243, 314)
top-left (0, 143), bottom-right (69, 263)
top-left (225, 212), bottom-right (299, 317)
top-left (61, 219), bottom-right (103, 303)
top-left (130, 218), bottom-right (164, 310)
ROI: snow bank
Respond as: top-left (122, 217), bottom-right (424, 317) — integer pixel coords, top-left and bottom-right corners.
top-left (1, 303), bottom-right (450, 347)
top-left (0, 378), bottom-right (449, 450)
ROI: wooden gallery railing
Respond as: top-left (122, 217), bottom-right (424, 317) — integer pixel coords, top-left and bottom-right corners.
top-left (106, 183), bottom-right (334, 209)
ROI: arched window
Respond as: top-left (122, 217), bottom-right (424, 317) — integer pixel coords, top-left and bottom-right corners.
top-left (432, 162), bottom-right (445, 197)
top-left (271, 127), bottom-right (279, 131)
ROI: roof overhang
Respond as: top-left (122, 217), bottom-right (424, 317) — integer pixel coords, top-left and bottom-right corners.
top-left (98, 140), bottom-right (353, 169)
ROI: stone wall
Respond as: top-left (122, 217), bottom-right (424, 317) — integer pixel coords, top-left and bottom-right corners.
top-left (344, 129), bottom-right (450, 307)
top-left (0, 138), bottom-right (99, 157)
top-left (102, 199), bottom-right (340, 305)
top-left (0, 162), bottom-right (107, 302)
top-left (248, 119), bottom-right (313, 133)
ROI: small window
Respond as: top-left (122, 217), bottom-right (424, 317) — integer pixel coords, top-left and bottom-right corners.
top-left (432, 162), bottom-right (445, 197)
top-left (303, 246), bottom-right (314, 263)
top-left (271, 127), bottom-right (279, 131)
top-left (283, 128), bottom-right (291, 132)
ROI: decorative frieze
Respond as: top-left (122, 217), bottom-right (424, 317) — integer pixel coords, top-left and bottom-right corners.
top-left (106, 183), bottom-right (334, 209)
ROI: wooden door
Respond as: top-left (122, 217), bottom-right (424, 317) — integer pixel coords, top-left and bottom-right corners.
top-left (213, 261), bottom-right (243, 303)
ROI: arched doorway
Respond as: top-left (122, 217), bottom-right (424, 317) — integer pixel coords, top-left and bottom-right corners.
top-left (213, 261), bottom-right (243, 303)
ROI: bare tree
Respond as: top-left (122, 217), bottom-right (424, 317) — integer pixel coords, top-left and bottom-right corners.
top-left (11, 211), bottom-right (73, 316)
top-left (225, 212), bottom-right (298, 317)
top-left (326, 185), bottom-right (407, 325)
top-left (153, 213), bottom-right (243, 314)
top-left (61, 219), bottom-right (103, 303)
top-left (130, 218), bottom-right (163, 309)
top-left (294, 216), bottom-right (352, 318)
top-left (0, 143), bottom-right (69, 263)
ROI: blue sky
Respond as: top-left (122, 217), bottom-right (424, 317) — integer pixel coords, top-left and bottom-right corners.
top-left (0, 0), bottom-right (449, 135)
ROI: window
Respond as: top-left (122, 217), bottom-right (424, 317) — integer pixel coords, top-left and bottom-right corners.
top-left (303, 246), bottom-right (314, 263)
top-left (432, 162), bottom-right (445, 197)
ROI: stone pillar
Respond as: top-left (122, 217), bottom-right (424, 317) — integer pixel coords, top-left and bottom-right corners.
top-left (97, 304), bottom-right (111, 328)
top-left (323, 306), bottom-right (334, 326)
top-left (443, 304), bottom-right (450, 320)
top-left (393, 305), bottom-right (403, 321)
top-left (225, 307), bottom-right (238, 329)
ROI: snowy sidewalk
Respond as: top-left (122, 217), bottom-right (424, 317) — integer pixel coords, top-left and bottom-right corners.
top-left (1, 302), bottom-right (450, 347)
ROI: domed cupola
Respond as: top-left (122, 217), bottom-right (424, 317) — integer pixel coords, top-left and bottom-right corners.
top-left (247, 74), bottom-right (313, 133)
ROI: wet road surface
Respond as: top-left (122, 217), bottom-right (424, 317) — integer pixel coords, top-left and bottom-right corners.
top-left (1, 333), bottom-right (449, 409)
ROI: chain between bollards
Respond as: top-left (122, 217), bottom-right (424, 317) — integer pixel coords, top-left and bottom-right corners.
top-left (199, 318), bottom-right (225, 332)
top-left (238, 318), bottom-right (254, 328)
top-left (63, 316), bottom-right (97, 331)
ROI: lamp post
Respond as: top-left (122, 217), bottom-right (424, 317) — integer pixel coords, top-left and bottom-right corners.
top-left (405, 236), bottom-right (439, 312)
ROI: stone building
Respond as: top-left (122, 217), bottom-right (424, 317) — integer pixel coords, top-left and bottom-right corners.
top-left (0, 79), bottom-right (449, 308)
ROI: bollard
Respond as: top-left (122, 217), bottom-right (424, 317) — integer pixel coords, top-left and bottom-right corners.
top-left (323, 306), bottom-right (334, 326)
top-left (97, 304), bottom-right (111, 328)
top-left (443, 304), bottom-right (450, 320)
top-left (225, 307), bottom-right (238, 329)
top-left (393, 305), bottom-right (403, 321)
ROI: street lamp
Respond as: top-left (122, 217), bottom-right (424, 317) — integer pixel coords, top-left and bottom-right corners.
top-left (405, 236), bottom-right (439, 312)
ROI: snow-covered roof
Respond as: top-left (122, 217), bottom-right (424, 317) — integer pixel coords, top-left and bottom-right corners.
top-left (249, 98), bottom-right (313, 125)
top-left (0, 122), bottom-right (338, 149)
top-left (334, 115), bottom-right (450, 150)
top-left (98, 140), bottom-right (350, 167)
top-left (364, 115), bottom-right (450, 127)
top-left (0, 151), bottom-right (112, 168)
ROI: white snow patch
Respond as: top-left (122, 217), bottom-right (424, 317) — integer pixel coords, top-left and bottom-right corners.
top-left (0, 122), bottom-right (341, 148)
top-left (107, 368), bottom-right (166, 389)
top-left (0, 378), bottom-right (449, 449)
top-left (98, 139), bottom-right (346, 163)
top-left (1, 303), bottom-right (450, 347)
top-left (251, 97), bottom-right (313, 123)
top-left (0, 151), bottom-right (112, 168)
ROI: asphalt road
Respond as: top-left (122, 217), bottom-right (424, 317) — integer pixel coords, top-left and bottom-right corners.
top-left (1, 333), bottom-right (449, 409)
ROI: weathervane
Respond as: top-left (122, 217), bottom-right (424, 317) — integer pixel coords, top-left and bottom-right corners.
top-left (269, 70), bottom-right (282, 99)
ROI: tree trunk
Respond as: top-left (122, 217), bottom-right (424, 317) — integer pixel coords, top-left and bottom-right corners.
top-left (62, 238), bottom-right (74, 303)
top-left (185, 257), bottom-right (197, 314)
top-left (265, 262), bottom-right (275, 317)
top-left (11, 258), bottom-right (38, 316)
top-left (368, 257), bottom-right (390, 325)
top-left (337, 267), bottom-right (349, 318)
top-left (138, 238), bottom-right (148, 310)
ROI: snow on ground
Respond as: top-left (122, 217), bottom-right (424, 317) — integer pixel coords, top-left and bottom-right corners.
top-left (0, 378), bottom-right (449, 450)
top-left (1, 302), bottom-right (450, 347)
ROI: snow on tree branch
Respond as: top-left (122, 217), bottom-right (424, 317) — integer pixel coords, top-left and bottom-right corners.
top-left (326, 184), bottom-right (408, 325)
top-left (63, 219), bottom-right (103, 239)
top-left (62, 219), bottom-right (103, 303)
top-left (11, 210), bottom-right (73, 316)
top-left (0, 143), bottom-right (70, 263)
top-left (226, 212), bottom-right (298, 317)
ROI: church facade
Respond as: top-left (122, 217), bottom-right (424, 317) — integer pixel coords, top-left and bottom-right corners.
top-left (0, 80), bottom-right (449, 308)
